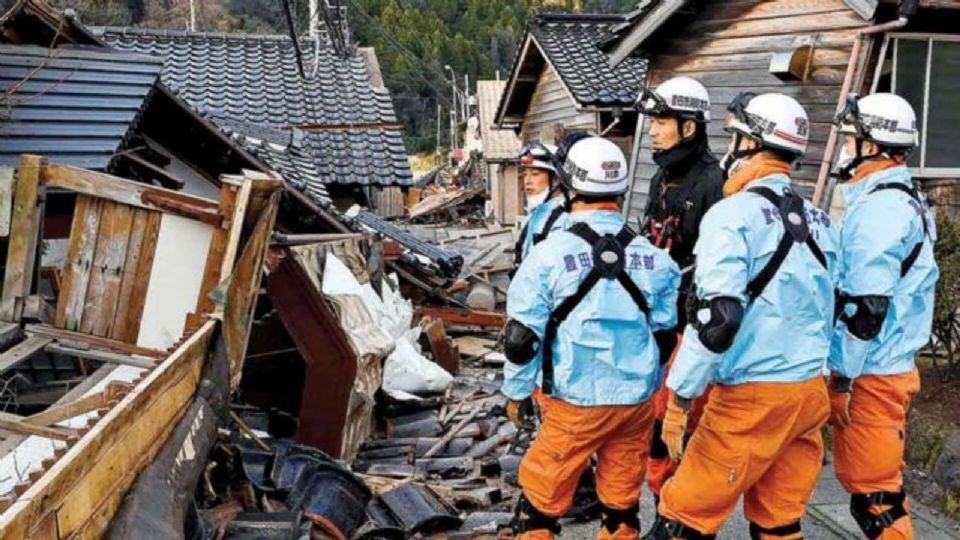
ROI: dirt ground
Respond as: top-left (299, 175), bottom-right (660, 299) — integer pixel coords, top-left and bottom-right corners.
top-left (913, 359), bottom-right (960, 427)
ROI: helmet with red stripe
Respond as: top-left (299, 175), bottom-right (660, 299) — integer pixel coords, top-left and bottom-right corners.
top-left (724, 92), bottom-right (809, 156)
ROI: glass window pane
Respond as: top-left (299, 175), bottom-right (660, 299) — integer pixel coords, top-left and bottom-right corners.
top-left (894, 39), bottom-right (928, 168)
top-left (927, 40), bottom-right (960, 169)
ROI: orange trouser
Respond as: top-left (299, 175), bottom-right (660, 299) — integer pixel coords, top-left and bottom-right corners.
top-left (658, 377), bottom-right (830, 535)
top-left (517, 394), bottom-right (654, 540)
top-left (648, 340), bottom-right (711, 496)
top-left (833, 368), bottom-right (920, 539)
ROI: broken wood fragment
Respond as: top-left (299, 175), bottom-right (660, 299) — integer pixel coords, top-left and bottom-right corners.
top-left (228, 409), bottom-right (271, 451)
top-left (422, 318), bottom-right (459, 375)
top-left (0, 411), bottom-right (77, 440)
top-left (415, 306), bottom-right (506, 329)
top-left (0, 155), bottom-right (44, 322)
top-left (422, 406), bottom-right (484, 459)
top-left (25, 324), bottom-right (165, 358)
top-left (0, 335), bottom-right (52, 373)
top-left (24, 391), bottom-right (108, 427)
top-left (44, 343), bottom-right (157, 369)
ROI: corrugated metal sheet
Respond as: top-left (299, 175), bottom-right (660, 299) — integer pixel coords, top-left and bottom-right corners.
top-left (0, 44), bottom-right (163, 170)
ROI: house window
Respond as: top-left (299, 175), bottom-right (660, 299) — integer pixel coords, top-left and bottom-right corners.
top-left (873, 34), bottom-right (960, 177)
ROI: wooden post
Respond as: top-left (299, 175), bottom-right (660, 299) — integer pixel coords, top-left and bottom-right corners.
top-left (0, 155), bottom-right (45, 322)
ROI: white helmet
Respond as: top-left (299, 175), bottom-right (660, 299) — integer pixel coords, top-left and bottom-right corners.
top-left (518, 143), bottom-right (558, 174)
top-left (636, 76), bottom-right (711, 122)
top-left (834, 93), bottom-right (918, 149)
top-left (559, 136), bottom-right (629, 196)
top-left (724, 92), bottom-right (809, 155)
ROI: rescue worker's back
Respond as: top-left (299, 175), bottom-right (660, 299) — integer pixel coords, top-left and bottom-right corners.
top-left (668, 172), bottom-right (839, 398)
top-left (505, 209), bottom-right (680, 406)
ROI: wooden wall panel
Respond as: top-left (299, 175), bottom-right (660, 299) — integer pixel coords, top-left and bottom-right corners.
top-left (110, 210), bottom-right (161, 343)
top-left (79, 201), bottom-right (135, 337)
top-left (55, 196), bottom-right (102, 331)
top-left (626, 0), bottom-right (869, 223)
top-left (520, 65), bottom-right (596, 144)
top-left (0, 155), bottom-right (44, 322)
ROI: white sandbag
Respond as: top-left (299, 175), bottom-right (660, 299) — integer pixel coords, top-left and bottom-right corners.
top-left (382, 329), bottom-right (453, 395)
top-left (322, 254), bottom-right (394, 359)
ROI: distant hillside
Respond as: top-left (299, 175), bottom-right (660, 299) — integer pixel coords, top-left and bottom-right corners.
top-left (60, 0), bottom-right (638, 152)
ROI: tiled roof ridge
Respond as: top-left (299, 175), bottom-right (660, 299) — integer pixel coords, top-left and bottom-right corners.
top-left (531, 12), bottom-right (631, 25)
top-left (93, 26), bottom-right (308, 44)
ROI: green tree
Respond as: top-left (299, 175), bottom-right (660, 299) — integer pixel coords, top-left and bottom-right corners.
top-left (932, 210), bottom-right (960, 381)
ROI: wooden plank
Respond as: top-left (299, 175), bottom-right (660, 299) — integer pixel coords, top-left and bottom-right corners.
top-left (700, 0), bottom-right (851, 21)
top-left (0, 412), bottom-right (75, 441)
top-left (0, 155), bottom-right (44, 322)
top-left (44, 344), bottom-right (157, 369)
top-left (24, 391), bottom-right (108, 427)
top-left (668, 29), bottom-right (860, 58)
top-left (0, 321), bottom-right (214, 540)
top-left (195, 182), bottom-right (242, 315)
top-left (55, 195), bottom-right (102, 331)
top-left (0, 335), bottom-right (52, 373)
top-left (80, 201), bottom-right (135, 337)
top-left (0, 167), bottom-right (14, 238)
top-left (40, 163), bottom-right (221, 226)
top-left (689, 10), bottom-right (867, 39)
top-left (25, 324), bottom-right (165, 358)
top-left (110, 209), bottom-right (160, 343)
top-left (414, 307), bottom-right (507, 328)
top-left (223, 189), bottom-right (279, 389)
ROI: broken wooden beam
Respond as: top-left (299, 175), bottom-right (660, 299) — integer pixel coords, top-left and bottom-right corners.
top-left (24, 391), bottom-right (109, 427)
top-left (414, 307), bottom-right (506, 329)
top-left (0, 335), bottom-right (52, 373)
top-left (44, 344), bottom-right (157, 369)
top-left (41, 163), bottom-right (222, 226)
top-left (422, 318), bottom-right (459, 375)
top-left (0, 155), bottom-right (44, 322)
top-left (0, 412), bottom-right (77, 440)
top-left (24, 324), bottom-right (165, 358)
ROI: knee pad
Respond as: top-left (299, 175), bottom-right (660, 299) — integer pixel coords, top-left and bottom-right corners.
top-left (600, 502), bottom-right (640, 534)
top-left (850, 490), bottom-right (908, 539)
top-left (749, 520), bottom-right (801, 539)
top-left (511, 494), bottom-right (561, 536)
top-left (644, 513), bottom-right (715, 540)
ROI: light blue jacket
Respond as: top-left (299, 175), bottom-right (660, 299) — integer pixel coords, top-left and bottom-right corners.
top-left (668, 174), bottom-right (839, 400)
top-left (519, 198), bottom-right (569, 261)
top-left (503, 210), bottom-right (680, 406)
top-left (829, 165), bottom-right (938, 379)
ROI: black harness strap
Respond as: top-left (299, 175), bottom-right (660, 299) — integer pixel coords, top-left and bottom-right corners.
top-left (870, 182), bottom-right (930, 277)
top-left (532, 204), bottom-right (566, 246)
top-left (851, 490), bottom-right (908, 539)
top-left (513, 205), bottom-right (567, 275)
top-left (540, 222), bottom-right (651, 395)
top-left (745, 187), bottom-right (828, 302)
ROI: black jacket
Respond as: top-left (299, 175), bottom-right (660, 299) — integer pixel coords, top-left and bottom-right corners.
top-left (643, 137), bottom-right (724, 270)
top-left (643, 136), bottom-right (724, 328)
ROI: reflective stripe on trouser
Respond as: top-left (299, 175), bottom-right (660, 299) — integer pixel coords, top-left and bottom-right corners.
top-left (519, 393), bottom-right (654, 521)
top-left (658, 377), bottom-right (830, 534)
top-left (833, 368), bottom-right (920, 539)
top-left (649, 336), bottom-right (711, 496)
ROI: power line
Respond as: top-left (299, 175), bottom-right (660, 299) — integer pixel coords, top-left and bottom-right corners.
top-left (341, 0), bottom-right (453, 106)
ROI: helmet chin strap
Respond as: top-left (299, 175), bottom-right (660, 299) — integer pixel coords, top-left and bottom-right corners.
top-left (836, 139), bottom-right (884, 181)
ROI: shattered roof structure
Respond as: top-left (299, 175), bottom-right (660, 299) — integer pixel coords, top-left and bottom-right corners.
top-left (496, 12), bottom-right (648, 126)
top-left (96, 27), bottom-right (413, 188)
top-left (0, 44), bottom-right (163, 169)
top-left (476, 80), bottom-right (521, 162)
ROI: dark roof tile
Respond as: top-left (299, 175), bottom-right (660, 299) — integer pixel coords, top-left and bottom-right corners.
top-left (94, 27), bottom-right (412, 187)
top-left (0, 44), bottom-right (163, 170)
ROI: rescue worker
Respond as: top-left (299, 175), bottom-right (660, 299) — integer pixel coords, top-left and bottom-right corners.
top-left (513, 143), bottom-right (567, 272)
top-left (828, 93), bottom-right (939, 540)
top-left (635, 76), bottom-right (724, 504)
top-left (646, 93), bottom-right (838, 540)
top-left (503, 136), bottom-right (681, 539)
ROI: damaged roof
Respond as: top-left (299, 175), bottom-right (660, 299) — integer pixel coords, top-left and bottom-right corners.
top-left (0, 44), bottom-right (163, 170)
top-left (496, 12), bottom-right (648, 126)
top-left (95, 27), bottom-right (414, 187)
top-left (476, 80), bottom-right (521, 161)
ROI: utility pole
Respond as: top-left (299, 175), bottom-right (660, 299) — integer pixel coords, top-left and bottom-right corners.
top-left (308, 0), bottom-right (318, 38)
top-left (188, 0), bottom-right (196, 31)
top-left (444, 65), bottom-right (458, 156)
top-left (436, 101), bottom-right (442, 162)
top-left (463, 73), bottom-right (470, 119)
